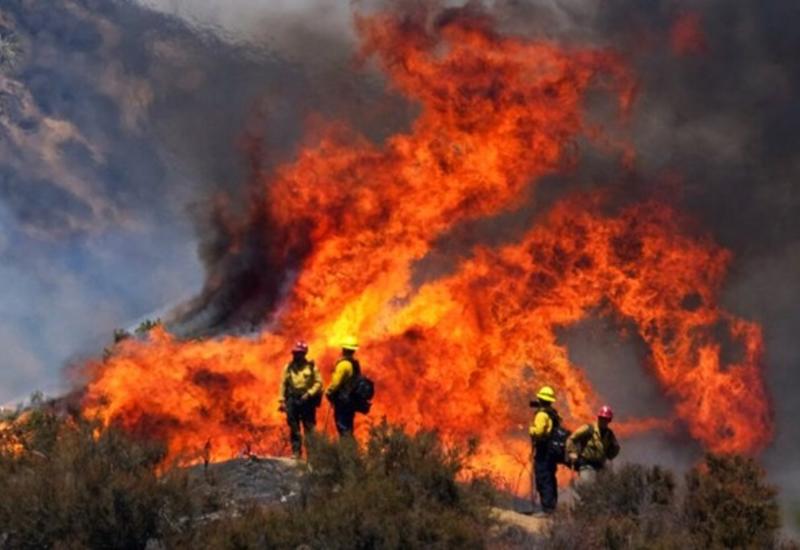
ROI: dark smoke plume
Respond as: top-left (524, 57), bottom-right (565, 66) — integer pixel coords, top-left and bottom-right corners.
top-left (0, 0), bottom-right (410, 397)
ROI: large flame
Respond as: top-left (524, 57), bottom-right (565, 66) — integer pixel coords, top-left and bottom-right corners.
top-left (82, 8), bottom-right (771, 483)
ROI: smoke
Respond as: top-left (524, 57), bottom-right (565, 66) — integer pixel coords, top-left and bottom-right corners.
top-left (135, 0), bottom-right (355, 53)
top-left (0, 0), bottom-right (408, 400)
top-left (2, 0), bottom-right (798, 529)
top-left (483, 0), bottom-right (800, 528)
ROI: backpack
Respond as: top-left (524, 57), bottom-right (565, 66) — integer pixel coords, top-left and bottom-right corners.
top-left (542, 408), bottom-right (571, 464)
top-left (352, 376), bottom-right (375, 414)
top-left (342, 358), bottom-right (374, 414)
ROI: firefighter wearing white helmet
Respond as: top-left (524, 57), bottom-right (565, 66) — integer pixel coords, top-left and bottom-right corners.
top-left (529, 385), bottom-right (562, 514)
top-left (325, 336), bottom-right (373, 436)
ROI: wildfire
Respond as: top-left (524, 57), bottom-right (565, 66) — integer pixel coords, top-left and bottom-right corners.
top-left (0, 413), bottom-right (31, 457)
top-left (82, 7), bottom-right (771, 485)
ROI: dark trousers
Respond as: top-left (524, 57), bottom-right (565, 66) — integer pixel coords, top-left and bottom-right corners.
top-left (533, 452), bottom-right (558, 512)
top-left (286, 398), bottom-right (317, 456)
top-left (333, 402), bottom-right (356, 437)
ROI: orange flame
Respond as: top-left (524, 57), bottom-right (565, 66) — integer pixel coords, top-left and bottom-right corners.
top-left (0, 414), bottom-right (32, 457)
top-left (82, 8), bottom-right (771, 485)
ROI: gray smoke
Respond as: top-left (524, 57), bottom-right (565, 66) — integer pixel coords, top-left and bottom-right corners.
top-left (0, 0), bottom-right (408, 399)
top-left (1, 0), bottom-right (797, 531)
top-left (484, 0), bottom-right (800, 531)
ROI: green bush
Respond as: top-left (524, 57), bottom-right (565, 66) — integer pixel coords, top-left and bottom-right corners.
top-left (0, 27), bottom-right (22, 73)
top-left (543, 454), bottom-right (787, 550)
top-left (134, 319), bottom-right (162, 336)
top-left (180, 421), bottom-right (496, 549)
top-left (685, 453), bottom-right (780, 549)
top-left (571, 463), bottom-right (676, 519)
top-left (0, 408), bottom-right (194, 549)
top-left (544, 464), bottom-right (689, 550)
top-left (1, 402), bottom-right (791, 550)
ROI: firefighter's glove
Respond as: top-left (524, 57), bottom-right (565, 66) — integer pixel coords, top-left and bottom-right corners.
top-left (278, 402), bottom-right (286, 413)
top-left (568, 452), bottom-right (579, 465)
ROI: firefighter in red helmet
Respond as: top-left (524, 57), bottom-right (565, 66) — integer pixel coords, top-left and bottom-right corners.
top-left (278, 340), bottom-right (323, 459)
top-left (566, 405), bottom-right (620, 485)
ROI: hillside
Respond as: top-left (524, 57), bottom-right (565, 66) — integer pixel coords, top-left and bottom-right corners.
top-left (184, 457), bottom-right (548, 548)
top-left (1, 405), bottom-right (796, 549)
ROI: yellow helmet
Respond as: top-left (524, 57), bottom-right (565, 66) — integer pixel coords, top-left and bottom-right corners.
top-left (341, 336), bottom-right (359, 351)
top-left (536, 386), bottom-right (556, 403)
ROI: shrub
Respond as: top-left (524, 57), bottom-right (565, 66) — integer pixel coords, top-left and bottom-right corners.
top-left (0, 27), bottom-right (22, 73)
top-left (543, 454), bottom-right (785, 549)
top-left (571, 463), bottom-right (676, 519)
top-left (544, 464), bottom-right (690, 549)
top-left (1, 402), bottom-right (790, 550)
top-left (684, 453), bottom-right (780, 549)
top-left (134, 319), bottom-right (161, 336)
top-left (180, 421), bottom-right (496, 549)
top-left (0, 408), bottom-right (194, 549)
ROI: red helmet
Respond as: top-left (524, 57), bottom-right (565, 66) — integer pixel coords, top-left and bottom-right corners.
top-left (292, 340), bottom-right (309, 354)
top-left (598, 405), bottom-right (614, 420)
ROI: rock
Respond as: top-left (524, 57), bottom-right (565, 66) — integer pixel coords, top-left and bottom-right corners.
top-left (186, 456), bottom-right (306, 510)
top-left (488, 507), bottom-right (550, 549)
top-left (491, 507), bottom-right (550, 534)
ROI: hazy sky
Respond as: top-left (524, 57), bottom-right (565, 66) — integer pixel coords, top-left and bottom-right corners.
top-left (0, 0), bottom-right (366, 405)
top-left (135, 0), bottom-right (355, 46)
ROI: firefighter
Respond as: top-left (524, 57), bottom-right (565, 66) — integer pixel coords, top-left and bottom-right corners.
top-left (278, 341), bottom-right (323, 459)
top-left (325, 336), bottom-right (361, 437)
top-left (566, 405), bottom-right (620, 484)
top-left (529, 385), bottom-right (561, 514)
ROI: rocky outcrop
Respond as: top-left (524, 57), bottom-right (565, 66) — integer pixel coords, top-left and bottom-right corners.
top-left (186, 456), bottom-right (306, 511)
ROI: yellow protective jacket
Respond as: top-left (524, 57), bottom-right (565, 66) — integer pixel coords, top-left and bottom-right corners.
top-left (529, 409), bottom-right (554, 441)
top-left (325, 358), bottom-right (356, 397)
top-left (529, 407), bottom-right (558, 459)
top-left (279, 359), bottom-right (323, 403)
top-left (566, 422), bottom-right (620, 467)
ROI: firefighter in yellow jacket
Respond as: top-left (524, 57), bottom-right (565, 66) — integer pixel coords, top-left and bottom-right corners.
top-left (566, 405), bottom-right (620, 484)
top-left (278, 341), bottom-right (323, 458)
top-left (529, 386), bottom-right (561, 514)
top-left (325, 336), bottom-right (361, 437)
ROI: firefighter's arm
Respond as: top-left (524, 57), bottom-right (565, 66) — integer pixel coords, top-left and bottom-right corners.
top-left (607, 431), bottom-right (620, 460)
top-left (528, 411), bottom-right (551, 439)
top-left (307, 362), bottom-right (323, 397)
top-left (566, 424), bottom-right (592, 459)
top-left (278, 365), bottom-right (289, 403)
top-left (325, 360), bottom-right (352, 395)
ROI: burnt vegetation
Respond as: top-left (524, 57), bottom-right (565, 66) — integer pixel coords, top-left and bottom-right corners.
top-left (0, 401), bottom-right (795, 549)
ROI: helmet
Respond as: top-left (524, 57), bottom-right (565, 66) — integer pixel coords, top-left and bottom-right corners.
top-left (341, 336), bottom-right (359, 351)
top-left (536, 386), bottom-right (556, 403)
top-left (598, 405), bottom-right (614, 420)
top-left (292, 340), bottom-right (309, 354)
